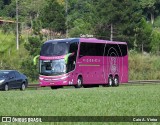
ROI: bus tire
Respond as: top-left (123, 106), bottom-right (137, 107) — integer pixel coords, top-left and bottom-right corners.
top-left (113, 76), bottom-right (119, 87)
top-left (75, 77), bottom-right (82, 88)
top-left (51, 86), bottom-right (58, 89)
top-left (83, 85), bottom-right (90, 88)
top-left (108, 76), bottom-right (113, 87)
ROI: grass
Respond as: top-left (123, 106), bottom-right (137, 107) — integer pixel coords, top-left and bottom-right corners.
top-left (0, 85), bottom-right (160, 116)
top-left (0, 84), bottom-right (160, 125)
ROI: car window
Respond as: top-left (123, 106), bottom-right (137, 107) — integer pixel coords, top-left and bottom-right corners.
top-left (0, 71), bottom-right (9, 78)
top-left (14, 71), bottom-right (21, 78)
top-left (9, 72), bottom-right (16, 79)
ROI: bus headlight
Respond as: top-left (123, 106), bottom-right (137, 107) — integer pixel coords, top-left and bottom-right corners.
top-left (39, 77), bottom-right (44, 81)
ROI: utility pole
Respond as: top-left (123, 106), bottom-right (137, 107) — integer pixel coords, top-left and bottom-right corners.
top-left (16, 0), bottom-right (19, 50)
top-left (65, 0), bottom-right (68, 38)
top-left (110, 23), bottom-right (113, 41)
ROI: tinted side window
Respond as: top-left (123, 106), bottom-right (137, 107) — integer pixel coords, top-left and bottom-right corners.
top-left (120, 44), bottom-right (127, 56)
top-left (9, 72), bottom-right (16, 78)
top-left (79, 42), bottom-right (105, 57)
top-left (15, 71), bottom-right (21, 78)
top-left (105, 44), bottom-right (127, 57)
top-left (69, 42), bottom-right (78, 55)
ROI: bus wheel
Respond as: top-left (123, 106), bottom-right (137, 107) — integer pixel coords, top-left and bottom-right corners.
top-left (113, 76), bottom-right (119, 87)
top-left (75, 77), bottom-right (82, 88)
top-left (83, 85), bottom-right (89, 88)
top-left (51, 86), bottom-right (58, 89)
top-left (108, 76), bottom-right (113, 87)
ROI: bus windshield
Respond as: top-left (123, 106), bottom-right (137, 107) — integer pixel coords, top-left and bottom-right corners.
top-left (40, 42), bottom-right (69, 56)
top-left (40, 59), bottom-right (66, 76)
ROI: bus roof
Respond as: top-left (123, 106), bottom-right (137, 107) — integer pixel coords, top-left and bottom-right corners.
top-left (80, 38), bottom-right (127, 44)
top-left (44, 38), bottom-right (79, 44)
top-left (44, 38), bottom-right (127, 45)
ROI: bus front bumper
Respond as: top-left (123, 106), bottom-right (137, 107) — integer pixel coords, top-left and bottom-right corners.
top-left (39, 75), bottom-right (71, 87)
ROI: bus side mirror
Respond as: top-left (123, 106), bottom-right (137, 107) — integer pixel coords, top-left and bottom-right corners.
top-left (70, 52), bottom-right (75, 57)
top-left (33, 55), bottom-right (40, 65)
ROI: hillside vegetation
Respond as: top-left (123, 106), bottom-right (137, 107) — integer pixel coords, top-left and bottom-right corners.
top-left (0, 30), bottom-right (28, 71)
top-left (129, 51), bottom-right (160, 80)
top-left (0, 0), bottom-right (160, 81)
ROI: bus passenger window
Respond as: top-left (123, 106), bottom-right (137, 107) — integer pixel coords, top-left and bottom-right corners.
top-left (67, 42), bottom-right (78, 72)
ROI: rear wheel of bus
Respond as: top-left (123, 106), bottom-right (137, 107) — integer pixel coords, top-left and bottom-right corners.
top-left (108, 76), bottom-right (114, 87)
top-left (102, 76), bottom-right (113, 87)
top-left (75, 76), bottom-right (82, 88)
top-left (113, 76), bottom-right (119, 87)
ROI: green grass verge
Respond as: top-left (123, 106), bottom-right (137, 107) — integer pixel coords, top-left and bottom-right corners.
top-left (0, 85), bottom-right (160, 125)
top-left (0, 85), bottom-right (160, 116)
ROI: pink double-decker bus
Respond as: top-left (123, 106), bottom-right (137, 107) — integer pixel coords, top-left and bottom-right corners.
top-left (39, 38), bottom-right (128, 89)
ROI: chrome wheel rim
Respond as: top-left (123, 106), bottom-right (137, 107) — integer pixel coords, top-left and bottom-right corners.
top-left (22, 84), bottom-right (25, 90)
top-left (77, 79), bottom-right (81, 86)
top-left (114, 78), bottom-right (118, 85)
top-left (5, 85), bottom-right (8, 91)
top-left (109, 78), bottom-right (112, 86)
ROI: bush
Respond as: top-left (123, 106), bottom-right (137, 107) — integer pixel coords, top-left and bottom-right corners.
top-left (129, 52), bottom-right (160, 80)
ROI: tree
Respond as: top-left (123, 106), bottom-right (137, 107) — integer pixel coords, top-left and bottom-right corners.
top-left (0, 1), bottom-right (4, 9)
top-left (139, 0), bottom-right (160, 24)
top-left (68, 0), bottom-right (96, 37)
top-left (21, 56), bottom-right (39, 81)
top-left (40, 0), bottom-right (66, 38)
top-left (154, 16), bottom-right (160, 27)
top-left (150, 28), bottom-right (160, 54)
top-left (21, 36), bottom-right (43, 81)
top-left (24, 36), bottom-right (43, 57)
top-left (69, 19), bottom-right (92, 37)
top-left (18, 0), bottom-right (47, 25)
top-left (94, 0), bottom-right (142, 49)
top-left (136, 18), bottom-right (152, 52)
top-left (3, 0), bottom-right (11, 5)
top-left (0, 0), bottom-right (16, 18)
